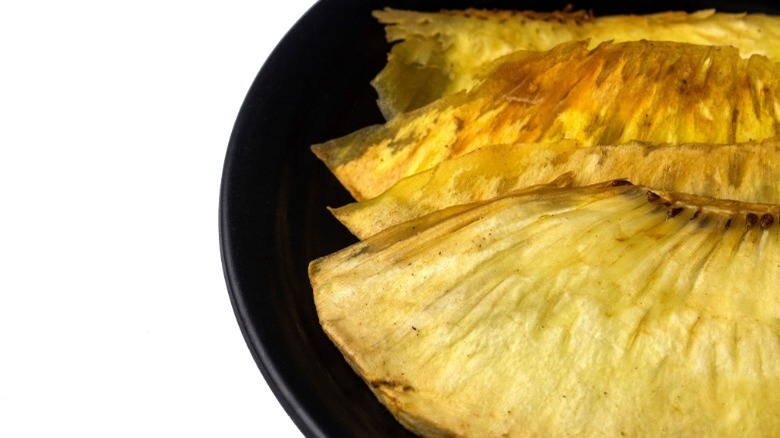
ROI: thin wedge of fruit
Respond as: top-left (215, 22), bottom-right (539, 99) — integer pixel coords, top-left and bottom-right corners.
top-left (373, 8), bottom-right (780, 118)
top-left (312, 40), bottom-right (780, 201)
top-left (331, 140), bottom-right (780, 239)
top-left (311, 181), bottom-right (780, 437)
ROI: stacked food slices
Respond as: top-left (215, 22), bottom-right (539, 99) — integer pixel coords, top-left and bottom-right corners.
top-left (313, 39), bottom-right (780, 200)
top-left (332, 140), bottom-right (780, 239)
top-left (372, 8), bottom-right (780, 118)
top-left (308, 8), bottom-right (780, 438)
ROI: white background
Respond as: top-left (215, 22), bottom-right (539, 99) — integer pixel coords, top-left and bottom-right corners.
top-left (1, 1), bottom-right (318, 436)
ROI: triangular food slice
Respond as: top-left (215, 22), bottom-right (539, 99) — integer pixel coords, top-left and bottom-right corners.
top-left (313, 40), bottom-right (780, 200)
top-left (373, 8), bottom-right (780, 117)
top-left (332, 140), bottom-right (780, 239)
top-left (311, 181), bottom-right (780, 437)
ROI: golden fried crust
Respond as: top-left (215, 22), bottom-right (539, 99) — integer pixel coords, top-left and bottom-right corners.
top-left (313, 40), bottom-right (780, 201)
top-left (373, 8), bottom-right (780, 117)
top-left (331, 140), bottom-right (780, 239)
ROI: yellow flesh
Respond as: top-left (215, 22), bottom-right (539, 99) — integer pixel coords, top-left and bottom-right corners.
top-left (373, 8), bottom-right (780, 117)
top-left (332, 140), bottom-right (780, 239)
top-left (311, 182), bottom-right (780, 437)
top-left (311, 10), bottom-right (780, 437)
top-left (313, 40), bottom-right (780, 201)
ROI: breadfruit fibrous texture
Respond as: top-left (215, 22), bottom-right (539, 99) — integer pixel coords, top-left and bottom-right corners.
top-left (330, 140), bottom-right (780, 239)
top-left (373, 8), bottom-right (780, 118)
top-left (313, 40), bottom-right (780, 201)
top-left (311, 182), bottom-right (780, 437)
top-left (307, 8), bottom-right (780, 438)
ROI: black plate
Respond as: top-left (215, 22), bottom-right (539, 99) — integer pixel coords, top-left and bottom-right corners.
top-left (220, 1), bottom-right (780, 436)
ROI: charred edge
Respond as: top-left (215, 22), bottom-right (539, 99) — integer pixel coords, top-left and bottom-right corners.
top-left (610, 179), bottom-right (633, 187)
top-left (371, 379), bottom-right (415, 393)
top-left (646, 191), bottom-right (660, 203)
top-left (746, 213), bottom-right (759, 230)
top-left (761, 214), bottom-right (775, 229)
top-left (350, 245), bottom-right (372, 259)
top-left (667, 207), bottom-right (684, 218)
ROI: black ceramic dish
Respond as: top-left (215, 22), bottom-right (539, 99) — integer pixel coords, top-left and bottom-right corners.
top-left (220, 1), bottom-right (780, 436)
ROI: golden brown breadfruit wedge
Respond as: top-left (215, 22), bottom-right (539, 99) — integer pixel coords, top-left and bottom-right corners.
top-left (373, 8), bottom-right (780, 118)
top-left (332, 140), bottom-right (780, 239)
top-left (311, 181), bottom-right (780, 438)
top-left (312, 40), bottom-right (780, 201)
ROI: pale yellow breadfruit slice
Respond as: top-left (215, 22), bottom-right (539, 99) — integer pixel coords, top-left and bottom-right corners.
top-left (331, 140), bottom-right (780, 239)
top-left (373, 8), bottom-right (780, 118)
top-left (312, 40), bottom-right (780, 201)
top-left (310, 181), bottom-right (780, 437)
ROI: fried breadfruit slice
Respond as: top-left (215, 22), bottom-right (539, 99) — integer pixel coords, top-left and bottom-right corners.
top-left (332, 140), bottom-right (780, 239)
top-left (312, 40), bottom-right (780, 201)
top-left (311, 181), bottom-right (780, 437)
top-left (373, 8), bottom-right (780, 118)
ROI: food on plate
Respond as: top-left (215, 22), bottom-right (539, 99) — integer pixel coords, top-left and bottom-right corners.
top-left (307, 7), bottom-right (780, 437)
top-left (331, 139), bottom-right (780, 239)
top-left (311, 181), bottom-right (780, 437)
top-left (373, 8), bottom-right (780, 118)
top-left (313, 40), bottom-right (780, 201)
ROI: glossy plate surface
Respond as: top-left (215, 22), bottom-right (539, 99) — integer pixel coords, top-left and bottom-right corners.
top-left (219, 1), bottom-right (780, 436)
